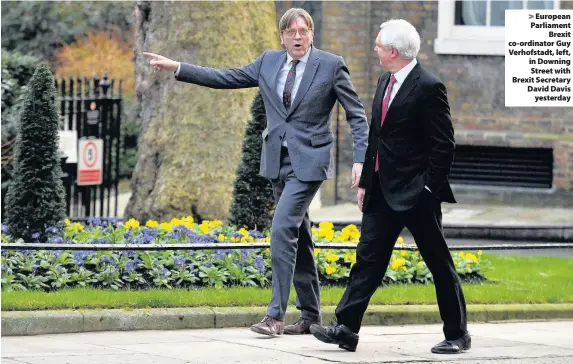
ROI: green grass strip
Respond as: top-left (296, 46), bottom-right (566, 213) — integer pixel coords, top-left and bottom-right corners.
top-left (3, 254), bottom-right (572, 311)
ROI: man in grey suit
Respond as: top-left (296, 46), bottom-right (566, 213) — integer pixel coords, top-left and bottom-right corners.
top-left (143, 8), bottom-right (368, 336)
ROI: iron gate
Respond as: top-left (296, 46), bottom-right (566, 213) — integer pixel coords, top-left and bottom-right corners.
top-left (56, 73), bottom-right (122, 218)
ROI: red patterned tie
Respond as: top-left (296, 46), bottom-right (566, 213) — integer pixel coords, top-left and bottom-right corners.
top-left (283, 60), bottom-right (300, 109)
top-left (375, 74), bottom-right (397, 172)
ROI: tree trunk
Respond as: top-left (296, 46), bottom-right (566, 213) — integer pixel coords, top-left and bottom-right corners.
top-left (125, 1), bottom-right (279, 222)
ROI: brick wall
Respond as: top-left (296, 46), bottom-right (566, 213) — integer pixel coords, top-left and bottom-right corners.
top-left (275, 1), bottom-right (573, 207)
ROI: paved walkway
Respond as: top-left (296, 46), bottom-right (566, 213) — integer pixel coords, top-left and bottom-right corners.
top-left (2, 321), bottom-right (572, 363)
top-left (311, 202), bottom-right (573, 226)
top-left (112, 192), bottom-right (573, 227)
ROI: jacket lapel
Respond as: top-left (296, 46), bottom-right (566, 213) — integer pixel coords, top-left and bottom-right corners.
top-left (373, 73), bottom-right (389, 135)
top-left (270, 50), bottom-right (288, 116)
top-left (384, 63), bottom-right (421, 122)
top-left (287, 47), bottom-right (319, 116)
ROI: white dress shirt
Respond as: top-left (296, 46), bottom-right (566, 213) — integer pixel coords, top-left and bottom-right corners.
top-left (383, 58), bottom-right (417, 107)
top-left (276, 49), bottom-right (311, 146)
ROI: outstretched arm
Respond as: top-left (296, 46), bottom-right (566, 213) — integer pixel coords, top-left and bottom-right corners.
top-left (143, 51), bottom-right (262, 89)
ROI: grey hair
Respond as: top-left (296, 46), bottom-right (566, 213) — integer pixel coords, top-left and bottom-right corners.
top-left (278, 8), bottom-right (314, 33)
top-left (379, 19), bottom-right (420, 59)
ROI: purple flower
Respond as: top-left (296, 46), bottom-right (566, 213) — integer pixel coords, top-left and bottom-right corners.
top-left (141, 227), bottom-right (158, 237)
top-left (231, 232), bottom-right (244, 238)
top-left (1, 263), bottom-right (8, 272)
top-left (56, 265), bottom-right (65, 274)
top-left (160, 267), bottom-right (170, 277)
top-left (31, 232), bottom-right (41, 239)
top-left (123, 231), bottom-right (132, 240)
top-left (125, 260), bottom-right (136, 272)
top-left (1, 224), bottom-right (9, 234)
top-left (120, 250), bottom-right (137, 258)
top-left (87, 217), bottom-right (102, 226)
top-left (202, 262), bottom-right (213, 268)
top-left (106, 217), bottom-right (120, 228)
top-left (174, 255), bottom-right (186, 267)
top-left (100, 256), bottom-right (114, 264)
top-left (73, 251), bottom-right (87, 266)
top-left (241, 249), bottom-right (254, 260)
top-left (48, 236), bottom-right (64, 244)
top-left (254, 256), bottom-right (265, 273)
top-left (50, 250), bottom-right (62, 260)
top-left (45, 226), bottom-right (60, 234)
top-left (214, 249), bottom-right (227, 261)
top-left (249, 230), bottom-right (264, 239)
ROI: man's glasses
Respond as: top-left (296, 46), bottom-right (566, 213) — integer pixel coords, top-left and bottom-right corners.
top-left (283, 28), bottom-right (312, 37)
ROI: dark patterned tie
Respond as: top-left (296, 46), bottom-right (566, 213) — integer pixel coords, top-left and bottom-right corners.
top-left (282, 60), bottom-right (300, 109)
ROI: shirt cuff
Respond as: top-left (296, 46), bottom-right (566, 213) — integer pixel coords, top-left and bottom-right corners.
top-left (174, 62), bottom-right (181, 76)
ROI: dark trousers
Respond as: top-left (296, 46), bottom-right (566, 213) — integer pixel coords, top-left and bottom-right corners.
top-left (335, 173), bottom-right (467, 340)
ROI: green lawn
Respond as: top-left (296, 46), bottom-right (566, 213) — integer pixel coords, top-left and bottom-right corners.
top-left (2, 254), bottom-right (572, 311)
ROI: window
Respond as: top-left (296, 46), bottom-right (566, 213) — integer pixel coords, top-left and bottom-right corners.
top-left (434, 0), bottom-right (559, 56)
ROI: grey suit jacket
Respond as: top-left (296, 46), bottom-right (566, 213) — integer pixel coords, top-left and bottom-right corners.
top-left (175, 46), bottom-right (368, 182)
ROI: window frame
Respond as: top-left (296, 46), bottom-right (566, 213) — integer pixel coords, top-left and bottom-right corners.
top-left (434, 0), bottom-right (561, 56)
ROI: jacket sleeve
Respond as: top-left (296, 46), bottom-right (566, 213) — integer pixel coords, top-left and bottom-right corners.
top-left (333, 56), bottom-right (369, 163)
top-left (422, 82), bottom-right (456, 194)
top-left (174, 51), bottom-right (265, 89)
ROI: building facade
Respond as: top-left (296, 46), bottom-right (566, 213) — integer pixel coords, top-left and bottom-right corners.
top-left (276, 0), bottom-right (573, 207)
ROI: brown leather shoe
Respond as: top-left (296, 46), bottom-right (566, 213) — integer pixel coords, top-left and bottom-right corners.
top-left (250, 315), bottom-right (284, 336)
top-left (284, 318), bottom-right (319, 335)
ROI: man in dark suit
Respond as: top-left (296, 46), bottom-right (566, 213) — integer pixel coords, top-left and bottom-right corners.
top-left (143, 8), bottom-right (368, 337)
top-left (309, 19), bottom-right (470, 354)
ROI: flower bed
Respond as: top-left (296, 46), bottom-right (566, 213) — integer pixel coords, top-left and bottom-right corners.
top-left (1, 218), bottom-right (487, 291)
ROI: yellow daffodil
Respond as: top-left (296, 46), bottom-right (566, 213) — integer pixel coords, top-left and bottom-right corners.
top-left (218, 234), bottom-right (226, 241)
top-left (340, 224), bottom-right (360, 241)
top-left (391, 258), bottom-right (406, 270)
top-left (314, 248), bottom-right (320, 256)
top-left (145, 220), bottom-right (159, 228)
top-left (478, 250), bottom-right (483, 256)
top-left (72, 222), bottom-right (84, 232)
top-left (319, 222), bottom-right (334, 230)
top-left (323, 229), bottom-right (334, 241)
top-left (325, 251), bottom-right (339, 263)
top-left (465, 253), bottom-right (478, 263)
top-left (209, 220), bottom-right (223, 229)
top-left (265, 236), bottom-right (270, 243)
top-left (397, 236), bottom-right (405, 245)
top-left (400, 250), bottom-right (408, 256)
top-left (64, 219), bottom-right (71, 227)
top-left (325, 265), bottom-right (336, 275)
top-left (124, 218), bottom-right (140, 229)
top-left (199, 221), bottom-right (210, 234)
top-left (417, 261), bottom-right (425, 267)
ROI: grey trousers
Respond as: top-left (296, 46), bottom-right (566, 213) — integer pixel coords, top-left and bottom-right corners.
top-left (266, 148), bottom-right (322, 322)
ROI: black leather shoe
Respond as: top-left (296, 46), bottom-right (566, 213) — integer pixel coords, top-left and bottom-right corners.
top-left (310, 324), bottom-right (359, 352)
top-left (431, 333), bottom-right (471, 354)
